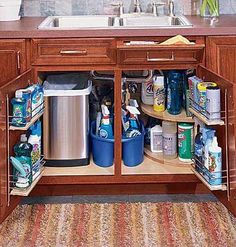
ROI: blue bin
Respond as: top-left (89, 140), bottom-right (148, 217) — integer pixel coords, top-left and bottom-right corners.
top-left (90, 121), bottom-right (114, 167)
top-left (91, 121), bottom-right (144, 168)
top-left (122, 123), bottom-right (145, 167)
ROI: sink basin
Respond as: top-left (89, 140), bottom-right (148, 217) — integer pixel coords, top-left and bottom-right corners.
top-left (120, 15), bottom-right (192, 27)
top-left (38, 15), bottom-right (192, 29)
top-left (38, 15), bottom-right (115, 29)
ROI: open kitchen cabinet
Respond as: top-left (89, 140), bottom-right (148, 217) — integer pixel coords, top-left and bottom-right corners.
top-left (0, 35), bottom-right (236, 223)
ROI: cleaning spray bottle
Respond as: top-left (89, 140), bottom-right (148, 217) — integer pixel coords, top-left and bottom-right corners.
top-left (99, 104), bottom-right (113, 139)
top-left (126, 105), bottom-right (141, 138)
top-left (208, 136), bottom-right (222, 185)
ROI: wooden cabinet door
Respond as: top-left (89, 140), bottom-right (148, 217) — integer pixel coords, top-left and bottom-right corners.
top-left (0, 70), bottom-right (33, 224)
top-left (206, 36), bottom-right (236, 83)
top-left (0, 40), bottom-right (28, 88)
top-left (196, 65), bottom-right (236, 215)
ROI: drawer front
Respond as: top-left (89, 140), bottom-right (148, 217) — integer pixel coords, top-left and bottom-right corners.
top-left (32, 38), bottom-right (116, 65)
top-left (117, 37), bottom-right (205, 66)
top-left (118, 45), bottom-right (205, 66)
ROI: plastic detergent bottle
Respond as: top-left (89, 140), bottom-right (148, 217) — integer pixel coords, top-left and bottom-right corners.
top-left (126, 105), bottom-right (141, 138)
top-left (28, 121), bottom-right (42, 180)
top-left (202, 128), bottom-right (215, 171)
top-left (153, 75), bottom-right (165, 112)
top-left (99, 105), bottom-right (113, 139)
top-left (141, 79), bottom-right (153, 105)
top-left (11, 134), bottom-right (33, 188)
top-left (208, 136), bottom-right (222, 185)
top-left (150, 125), bottom-right (163, 153)
top-left (162, 121), bottom-right (177, 159)
top-left (167, 71), bottom-right (183, 115)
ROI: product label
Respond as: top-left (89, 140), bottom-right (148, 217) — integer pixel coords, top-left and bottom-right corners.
top-left (163, 133), bottom-right (177, 156)
top-left (145, 81), bottom-right (154, 96)
top-left (152, 133), bottom-right (162, 152)
top-left (208, 151), bottom-right (222, 173)
top-left (153, 87), bottom-right (165, 111)
top-left (31, 143), bottom-right (41, 165)
top-left (167, 87), bottom-right (171, 110)
top-left (99, 129), bottom-right (109, 139)
top-left (178, 127), bottom-right (193, 159)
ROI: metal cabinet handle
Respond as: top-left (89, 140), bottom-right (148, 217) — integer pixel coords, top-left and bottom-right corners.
top-left (146, 51), bottom-right (175, 62)
top-left (16, 51), bottom-right (21, 72)
top-left (60, 50), bottom-right (87, 55)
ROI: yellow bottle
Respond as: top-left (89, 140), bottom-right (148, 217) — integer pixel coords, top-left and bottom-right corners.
top-left (153, 75), bottom-right (165, 112)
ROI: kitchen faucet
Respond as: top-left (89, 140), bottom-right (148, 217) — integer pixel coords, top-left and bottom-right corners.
top-left (168, 0), bottom-right (175, 17)
top-left (133, 0), bottom-right (142, 14)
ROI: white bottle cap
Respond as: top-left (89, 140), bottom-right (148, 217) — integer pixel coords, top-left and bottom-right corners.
top-left (153, 75), bottom-right (164, 85)
top-left (101, 104), bottom-right (110, 116)
top-left (20, 134), bottom-right (27, 142)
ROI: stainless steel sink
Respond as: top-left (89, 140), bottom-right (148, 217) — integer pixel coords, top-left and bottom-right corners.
top-left (38, 15), bottom-right (116, 29)
top-left (119, 15), bottom-right (192, 27)
top-left (38, 15), bottom-right (192, 29)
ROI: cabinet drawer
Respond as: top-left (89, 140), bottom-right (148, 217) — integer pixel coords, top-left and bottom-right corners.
top-left (31, 38), bottom-right (116, 65)
top-left (117, 38), bottom-right (205, 66)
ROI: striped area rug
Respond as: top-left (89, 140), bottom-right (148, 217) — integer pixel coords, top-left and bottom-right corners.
top-left (0, 202), bottom-right (236, 247)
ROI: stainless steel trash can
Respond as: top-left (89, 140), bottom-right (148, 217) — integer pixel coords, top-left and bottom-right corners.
top-left (43, 73), bottom-right (92, 167)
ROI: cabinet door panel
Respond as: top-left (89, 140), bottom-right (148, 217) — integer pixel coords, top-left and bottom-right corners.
top-left (0, 40), bottom-right (28, 87)
top-left (0, 70), bottom-right (33, 223)
top-left (206, 36), bottom-right (236, 83)
top-left (196, 65), bottom-right (236, 214)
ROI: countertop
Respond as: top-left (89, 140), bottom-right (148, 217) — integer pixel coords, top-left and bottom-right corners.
top-left (0, 15), bottom-right (236, 38)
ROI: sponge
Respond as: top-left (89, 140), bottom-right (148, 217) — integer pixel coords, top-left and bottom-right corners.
top-left (160, 35), bottom-right (195, 45)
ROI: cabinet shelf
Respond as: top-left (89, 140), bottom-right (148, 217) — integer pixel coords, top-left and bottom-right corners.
top-left (9, 111), bottom-right (44, 131)
top-left (122, 155), bottom-right (193, 175)
top-left (43, 160), bottom-right (114, 176)
top-left (144, 148), bottom-right (193, 166)
top-left (10, 167), bottom-right (44, 196)
top-left (189, 108), bottom-right (224, 126)
top-left (191, 167), bottom-right (227, 191)
top-left (141, 103), bottom-right (194, 123)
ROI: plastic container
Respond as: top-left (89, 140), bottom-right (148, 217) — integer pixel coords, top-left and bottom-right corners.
top-left (162, 121), bottom-right (177, 159)
top-left (153, 75), bottom-right (165, 112)
top-left (141, 80), bottom-right (153, 105)
top-left (91, 121), bottom-right (144, 167)
top-left (150, 125), bottom-right (162, 153)
top-left (0, 0), bottom-right (21, 21)
top-left (122, 123), bottom-right (145, 167)
top-left (167, 71), bottom-right (183, 115)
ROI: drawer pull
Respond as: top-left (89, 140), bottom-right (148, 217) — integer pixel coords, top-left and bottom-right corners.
top-left (60, 50), bottom-right (87, 55)
top-left (146, 52), bottom-right (174, 62)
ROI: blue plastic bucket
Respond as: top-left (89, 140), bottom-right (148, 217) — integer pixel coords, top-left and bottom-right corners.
top-left (91, 121), bottom-right (144, 167)
top-left (90, 121), bottom-right (114, 167)
top-left (122, 123), bottom-right (145, 167)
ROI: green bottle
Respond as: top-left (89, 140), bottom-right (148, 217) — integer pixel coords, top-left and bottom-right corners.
top-left (178, 123), bottom-right (194, 163)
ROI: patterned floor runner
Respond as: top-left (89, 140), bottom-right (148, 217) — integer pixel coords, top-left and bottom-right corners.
top-left (0, 202), bottom-right (236, 247)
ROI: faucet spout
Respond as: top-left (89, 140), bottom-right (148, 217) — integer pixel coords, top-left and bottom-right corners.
top-left (133, 0), bottom-right (142, 14)
top-left (168, 0), bottom-right (175, 17)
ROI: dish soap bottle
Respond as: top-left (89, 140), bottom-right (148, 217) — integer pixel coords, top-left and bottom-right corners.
top-left (99, 105), bottom-right (113, 139)
top-left (11, 134), bottom-right (33, 188)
